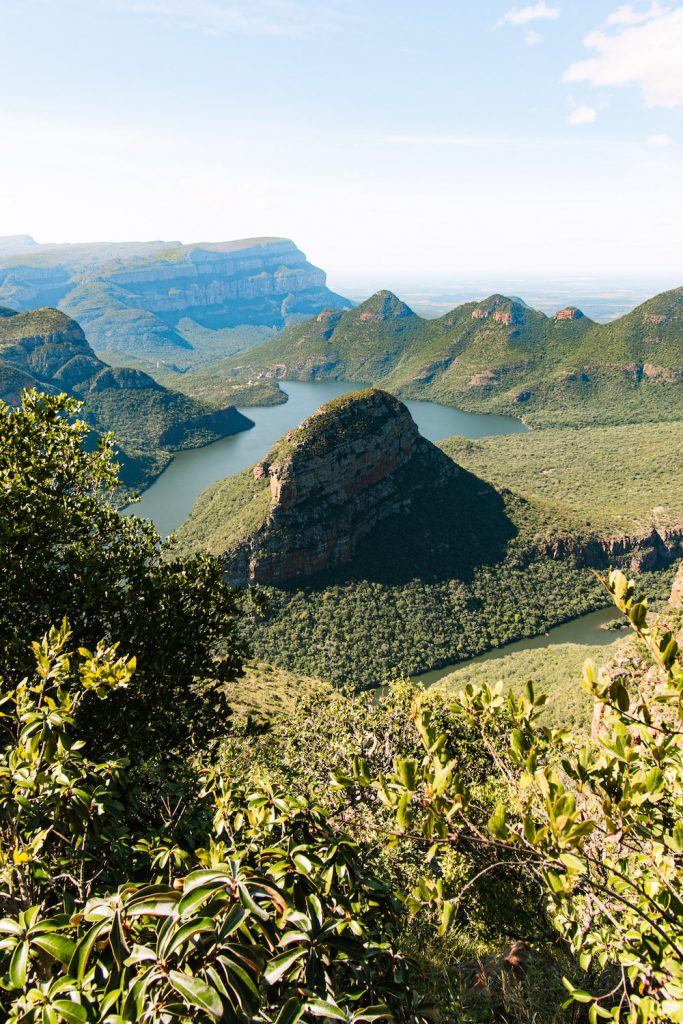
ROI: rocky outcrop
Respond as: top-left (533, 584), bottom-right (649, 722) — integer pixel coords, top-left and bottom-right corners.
top-left (0, 309), bottom-right (161, 396)
top-left (537, 526), bottom-right (683, 572)
top-left (224, 389), bottom-right (460, 584)
top-left (670, 563), bottom-right (683, 608)
top-left (0, 236), bottom-right (351, 358)
top-left (0, 305), bottom-right (254, 486)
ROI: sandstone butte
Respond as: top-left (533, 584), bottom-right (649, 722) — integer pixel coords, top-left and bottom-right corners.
top-left (225, 388), bottom-right (459, 584)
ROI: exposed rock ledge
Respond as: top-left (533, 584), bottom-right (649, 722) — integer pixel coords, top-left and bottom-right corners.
top-left (225, 389), bottom-right (458, 584)
top-left (538, 527), bottom-right (683, 573)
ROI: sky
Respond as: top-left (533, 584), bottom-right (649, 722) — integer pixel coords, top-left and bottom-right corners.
top-left (2, 0), bottom-right (683, 285)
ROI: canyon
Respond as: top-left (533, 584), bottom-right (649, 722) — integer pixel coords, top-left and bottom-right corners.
top-left (0, 236), bottom-right (350, 364)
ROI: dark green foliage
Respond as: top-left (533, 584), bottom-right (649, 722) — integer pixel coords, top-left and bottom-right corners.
top-left (0, 391), bottom-right (248, 757)
top-left (0, 306), bottom-right (254, 490)
top-left (242, 557), bottom-right (609, 687)
top-left (0, 628), bottom-right (431, 1024)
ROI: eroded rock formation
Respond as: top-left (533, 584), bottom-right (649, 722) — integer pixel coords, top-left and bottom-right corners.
top-left (225, 389), bottom-right (459, 584)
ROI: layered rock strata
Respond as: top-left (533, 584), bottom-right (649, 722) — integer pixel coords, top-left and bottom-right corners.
top-left (0, 236), bottom-right (350, 356)
top-left (224, 389), bottom-right (458, 584)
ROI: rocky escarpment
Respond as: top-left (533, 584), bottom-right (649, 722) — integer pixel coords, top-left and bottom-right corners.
top-left (208, 390), bottom-right (461, 584)
top-left (0, 235), bottom-right (351, 360)
top-left (0, 308), bottom-right (163, 403)
top-left (537, 528), bottom-right (683, 573)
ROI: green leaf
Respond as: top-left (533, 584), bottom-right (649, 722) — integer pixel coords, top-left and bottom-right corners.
top-left (304, 998), bottom-right (347, 1020)
top-left (162, 918), bottom-right (215, 960)
top-left (110, 909), bottom-right (130, 970)
top-left (274, 997), bottom-right (304, 1024)
top-left (31, 932), bottom-right (77, 964)
top-left (52, 1000), bottom-right (88, 1024)
top-left (177, 882), bottom-right (225, 917)
top-left (396, 758), bottom-right (418, 791)
top-left (264, 946), bottom-right (307, 985)
top-left (9, 940), bottom-right (28, 989)
top-left (351, 1007), bottom-right (393, 1023)
top-left (238, 882), bottom-right (270, 922)
top-left (488, 803), bottom-right (509, 840)
top-left (69, 920), bottom-right (108, 982)
top-left (168, 970), bottom-right (223, 1020)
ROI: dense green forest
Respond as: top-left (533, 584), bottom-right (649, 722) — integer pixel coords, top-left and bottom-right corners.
top-left (1, 390), bottom-right (682, 1022)
top-left (175, 388), bottom-right (679, 687)
top-left (226, 285), bottom-right (683, 428)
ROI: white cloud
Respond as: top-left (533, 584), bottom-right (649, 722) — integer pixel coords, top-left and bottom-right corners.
top-left (567, 105), bottom-right (598, 124)
top-left (498, 2), bottom-right (560, 26)
top-left (109, 0), bottom-right (350, 36)
top-left (525, 28), bottom-right (543, 44)
top-left (647, 132), bottom-right (674, 145)
top-left (605, 2), bottom-right (666, 26)
top-left (564, 6), bottom-right (683, 109)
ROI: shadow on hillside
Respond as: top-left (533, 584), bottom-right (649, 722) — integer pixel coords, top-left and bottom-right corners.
top-left (283, 450), bottom-right (518, 589)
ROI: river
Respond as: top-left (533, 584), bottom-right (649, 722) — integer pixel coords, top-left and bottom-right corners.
top-left (127, 381), bottom-right (623, 682)
top-left (412, 606), bottom-right (622, 688)
top-left (128, 380), bottom-right (528, 536)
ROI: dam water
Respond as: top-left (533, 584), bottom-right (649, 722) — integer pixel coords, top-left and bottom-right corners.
top-left (127, 380), bottom-right (528, 537)
top-left (412, 606), bottom-right (621, 689)
top-left (126, 383), bottom-right (619, 680)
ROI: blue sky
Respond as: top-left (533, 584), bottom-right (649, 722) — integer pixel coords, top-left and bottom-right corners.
top-left (2, 1), bottom-right (683, 282)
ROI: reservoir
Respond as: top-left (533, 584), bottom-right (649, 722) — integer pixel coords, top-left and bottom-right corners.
top-left (128, 380), bottom-right (528, 536)
top-left (412, 605), bottom-right (622, 689)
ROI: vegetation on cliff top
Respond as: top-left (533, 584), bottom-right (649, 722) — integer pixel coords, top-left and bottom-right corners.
top-left (228, 285), bottom-right (683, 428)
top-left (0, 306), bottom-right (254, 489)
top-left (441, 418), bottom-right (683, 537)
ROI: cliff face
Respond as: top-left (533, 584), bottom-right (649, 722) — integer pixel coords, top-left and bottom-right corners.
top-left (220, 389), bottom-right (460, 584)
top-left (0, 308), bottom-right (161, 402)
top-left (537, 528), bottom-right (683, 573)
top-left (0, 236), bottom-right (350, 360)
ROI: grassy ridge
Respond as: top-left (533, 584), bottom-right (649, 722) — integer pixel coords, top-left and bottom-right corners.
top-left (440, 420), bottom-right (683, 536)
top-left (228, 286), bottom-right (683, 428)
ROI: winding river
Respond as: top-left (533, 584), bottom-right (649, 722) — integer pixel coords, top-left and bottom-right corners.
top-left (128, 380), bottom-right (529, 537)
top-left (412, 606), bottom-right (621, 689)
top-left (128, 381), bottom-right (620, 675)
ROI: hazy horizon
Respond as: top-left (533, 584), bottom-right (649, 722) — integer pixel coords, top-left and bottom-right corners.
top-left (3, 1), bottom-right (683, 281)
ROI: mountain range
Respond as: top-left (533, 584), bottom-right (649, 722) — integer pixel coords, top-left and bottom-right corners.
top-left (0, 305), bottom-right (251, 487)
top-left (0, 235), bottom-right (350, 367)
top-left (225, 287), bottom-right (683, 428)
